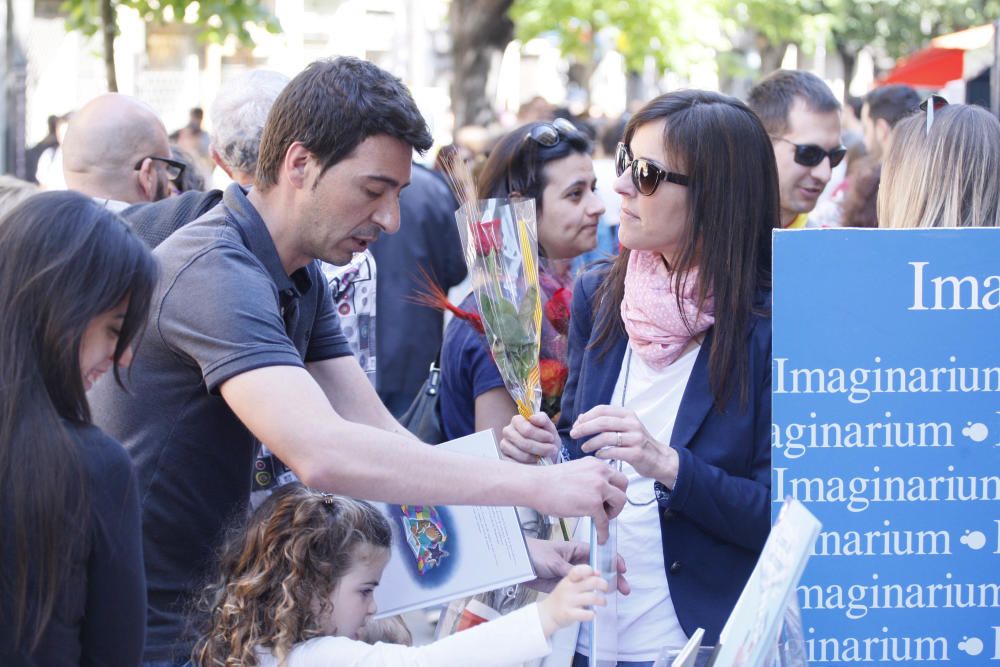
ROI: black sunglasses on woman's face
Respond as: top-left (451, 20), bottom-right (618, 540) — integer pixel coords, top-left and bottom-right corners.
top-left (615, 142), bottom-right (690, 196)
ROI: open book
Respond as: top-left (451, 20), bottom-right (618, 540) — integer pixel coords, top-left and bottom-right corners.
top-left (712, 498), bottom-right (821, 667)
top-left (372, 430), bottom-right (536, 618)
top-left (650, 628), bottom-right (706, 667)
top-left (652, 499), bottom-right (820, 667)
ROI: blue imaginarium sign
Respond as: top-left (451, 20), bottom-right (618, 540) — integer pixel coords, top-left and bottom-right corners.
top-left (772, 228), bottom-right (1000, 665)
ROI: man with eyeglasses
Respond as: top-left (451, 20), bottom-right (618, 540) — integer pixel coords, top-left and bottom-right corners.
top-left (748, 70), bottom-right (843, 228)
top-left (62, 93), bottom-right (180, 211)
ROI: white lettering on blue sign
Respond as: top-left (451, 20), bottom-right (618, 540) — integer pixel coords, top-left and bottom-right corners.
top-left (910, 261), bottom-right (1000, 311)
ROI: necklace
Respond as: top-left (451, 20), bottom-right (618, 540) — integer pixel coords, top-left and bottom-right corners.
top-left (620, 347), bottom-right (657, 507)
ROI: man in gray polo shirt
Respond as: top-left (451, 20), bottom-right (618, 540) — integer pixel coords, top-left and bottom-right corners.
top-left (90, 57), bottom-right (627, 665)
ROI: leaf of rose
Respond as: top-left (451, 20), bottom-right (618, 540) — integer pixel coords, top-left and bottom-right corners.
top-left (483, 297), bottom-right (533, 346)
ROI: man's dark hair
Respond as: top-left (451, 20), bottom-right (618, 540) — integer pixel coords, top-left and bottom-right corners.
top-left (747, 70), bottom-right (841, 136)
top-left (255, 56), bottom-right (433, 191)
top-left (864, 85), bottom-right (920, 128)
top-left (600, 116), bottom-right (627, 156)
top-left (846, 96), bottom-right (863, 119)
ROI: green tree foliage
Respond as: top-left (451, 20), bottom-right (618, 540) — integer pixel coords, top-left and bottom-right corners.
top-left (510, 0), bottom-right (998, 94)
top-left (61, 0), bottom-right (280, 91)
top-left (510, 0), bottom-right (705, 76)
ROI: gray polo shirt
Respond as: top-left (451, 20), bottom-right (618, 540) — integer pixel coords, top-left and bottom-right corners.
top-left (90, 183), bottom-right (352, 662)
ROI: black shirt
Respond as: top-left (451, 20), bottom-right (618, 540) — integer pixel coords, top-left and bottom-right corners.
top-left (0, 421), bottom-right (145, 666)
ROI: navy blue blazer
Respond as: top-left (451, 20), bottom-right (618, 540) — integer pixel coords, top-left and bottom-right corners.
top-left (559, 266), bottom-right (772, 646)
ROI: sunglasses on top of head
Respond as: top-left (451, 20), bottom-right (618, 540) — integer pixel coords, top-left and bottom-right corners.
top-left (772, 138), bottom-right (847, 169)
top-left (526, 117), bottom-right (580, 147)
top-left (615, 142), bottom-right (690, 196)
top-left (919, 94), bottom-right (948, 135)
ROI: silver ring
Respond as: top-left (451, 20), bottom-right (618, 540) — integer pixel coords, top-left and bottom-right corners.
top-left (616, 431), bottom-right (622, 447)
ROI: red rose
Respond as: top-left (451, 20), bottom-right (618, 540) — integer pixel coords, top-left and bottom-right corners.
top-left (472, 218), bottom-right (502, 257)
top-left (539, 359), bottom-right (569, 399)
top-left (544, 288), bottom-right (572, 335)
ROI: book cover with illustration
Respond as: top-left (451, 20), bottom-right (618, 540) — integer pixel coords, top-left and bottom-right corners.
top-left (372, 430), bottom-right (536, 617)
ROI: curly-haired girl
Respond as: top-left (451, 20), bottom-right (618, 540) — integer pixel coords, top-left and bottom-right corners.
top-left (193, 483), bottom-right (606, 666)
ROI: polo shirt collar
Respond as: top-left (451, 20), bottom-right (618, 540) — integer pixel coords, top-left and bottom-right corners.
top-left (222, 183), bottom-right (313, 302)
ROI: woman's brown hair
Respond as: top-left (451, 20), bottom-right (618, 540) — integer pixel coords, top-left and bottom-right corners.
top-left (591, 90), bottom-right (779, 406)
top-left (193, 484), bottom-right (392, 667)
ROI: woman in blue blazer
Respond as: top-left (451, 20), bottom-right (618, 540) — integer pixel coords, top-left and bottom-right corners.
top-left (501, 90), bottom-right (779, 665)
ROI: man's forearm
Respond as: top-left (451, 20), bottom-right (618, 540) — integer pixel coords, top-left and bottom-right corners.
top-left (297, 420), bottom-right (540, 506)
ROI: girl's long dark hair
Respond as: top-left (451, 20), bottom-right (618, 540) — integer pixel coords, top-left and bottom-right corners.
top-left (0, 191), bottom-right (157, 650)
top-left (592, 90), bottom-right (779, 406)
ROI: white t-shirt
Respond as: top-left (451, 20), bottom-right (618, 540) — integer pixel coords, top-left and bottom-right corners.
top-left (255, 603), bottom-right (550, 667)
top-left (577, 343), bottom-right (699, 661)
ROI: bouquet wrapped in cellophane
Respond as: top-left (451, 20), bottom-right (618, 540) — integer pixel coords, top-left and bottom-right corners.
top-left (454, 196), bottom-right (544, 419)
top-left (434, 162), bottom-right (567, 648)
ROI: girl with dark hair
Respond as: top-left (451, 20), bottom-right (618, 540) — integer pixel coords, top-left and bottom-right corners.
top-left (193, 483), bottom-right (607, 666)
top-left (0, 191), bottom-right (157, 665)
top-left (501, 90), bottom-right (778, 663)
top-left (438, 119), bottom-right (606, 441)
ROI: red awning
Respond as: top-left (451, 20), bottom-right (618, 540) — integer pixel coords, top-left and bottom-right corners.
top-left (879, 23), bottom-right (995, 89)
top-left (880, 47), bottom-right (964, 88)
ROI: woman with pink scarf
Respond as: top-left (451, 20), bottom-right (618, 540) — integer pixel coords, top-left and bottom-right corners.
top-left (500, 91), bottom-right (778, 665)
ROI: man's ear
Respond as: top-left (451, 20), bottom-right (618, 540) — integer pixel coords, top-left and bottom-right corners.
top-left (283, 142), bottom-right (312, 190)
top-left (210, 145), bottom-right (235, 180)
top-left (876, 118), bottom-right (892, 147)
top-left (135, 157), bottom-right (157, 202)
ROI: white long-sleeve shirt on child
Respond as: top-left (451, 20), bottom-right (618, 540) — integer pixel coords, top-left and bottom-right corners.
top-left (255, 603), bottom-right (552, 667)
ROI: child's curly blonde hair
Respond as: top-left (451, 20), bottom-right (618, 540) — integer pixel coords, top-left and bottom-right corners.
top-left (192, 484), bottom-right (392, 667)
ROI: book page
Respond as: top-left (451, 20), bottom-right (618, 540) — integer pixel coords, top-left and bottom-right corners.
top-left (714, 498), bottom-right (822, 667)
top-left (373, 430), bottom-right (536, 617)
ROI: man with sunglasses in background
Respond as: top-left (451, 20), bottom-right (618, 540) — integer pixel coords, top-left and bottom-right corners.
top-left (62, 93), bottom-right (180, 211)
top-left (748, 70), bottom-right (843, 228)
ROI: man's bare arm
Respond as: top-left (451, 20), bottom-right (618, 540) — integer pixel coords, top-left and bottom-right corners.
top-left (220, 365), bottom-right (627, 540)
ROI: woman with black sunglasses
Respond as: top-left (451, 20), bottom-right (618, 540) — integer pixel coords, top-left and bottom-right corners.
top-left (0, 191), bottom-right (157, 665)
top-left (437, 118), bottom-right (606, 445)
top-left (501, 90), bottom-right (779, 664)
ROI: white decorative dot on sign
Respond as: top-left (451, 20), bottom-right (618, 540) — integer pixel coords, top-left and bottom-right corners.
top-left (962, 422), bottom-right (989, 442)
top-left (959, 530), bottom-right (987, 550)
top-left (957, 636), bottom-right (983, 656)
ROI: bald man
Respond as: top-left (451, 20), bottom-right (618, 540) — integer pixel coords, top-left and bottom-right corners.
top-left (62, 93), bottom-right (176, 211)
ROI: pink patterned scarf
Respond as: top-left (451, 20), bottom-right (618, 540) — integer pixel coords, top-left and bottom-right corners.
top-left (620, 250), bottom-right (715, 370)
